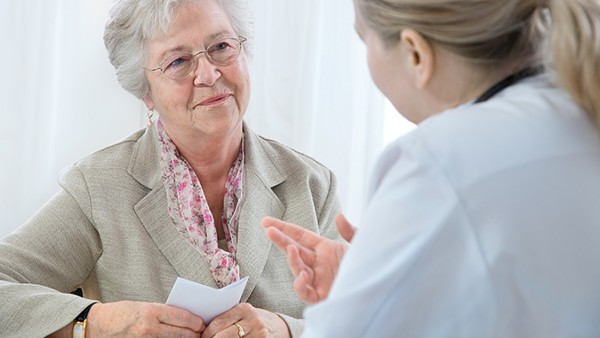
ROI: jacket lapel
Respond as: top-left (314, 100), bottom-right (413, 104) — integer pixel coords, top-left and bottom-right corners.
top-left (237, 124), bottom-right (286, 302)
top-left (127, 123), bottom-right (288, 297)
top-left (129, 126), bottom-right (218, 288)
top-left (134, 187), bottom-right (218, 288)
top-left (236, 169), bottom-right (284, 302)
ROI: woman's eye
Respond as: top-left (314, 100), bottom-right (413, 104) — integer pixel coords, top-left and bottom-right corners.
top-left (210, 42), bottom-right (232, 53)
top-left (166, 55), bottom-right (191, 70)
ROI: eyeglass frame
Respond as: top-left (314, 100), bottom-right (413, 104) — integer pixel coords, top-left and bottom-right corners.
top-left (144, 36), bottom-right (247, 80)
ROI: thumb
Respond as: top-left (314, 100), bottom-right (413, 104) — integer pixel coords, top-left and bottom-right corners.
top-left (335, 213), bottom-right (356, 243)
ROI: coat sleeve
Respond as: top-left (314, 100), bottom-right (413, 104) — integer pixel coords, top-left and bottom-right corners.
top-left (0, 166), bottom-right (101, 336)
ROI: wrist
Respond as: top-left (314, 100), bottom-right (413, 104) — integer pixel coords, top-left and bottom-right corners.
top-left (72, 303), bottom-right (96, 338)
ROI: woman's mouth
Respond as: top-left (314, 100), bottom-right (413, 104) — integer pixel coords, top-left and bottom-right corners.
top-left (199, 94), bottom-right (231, 107)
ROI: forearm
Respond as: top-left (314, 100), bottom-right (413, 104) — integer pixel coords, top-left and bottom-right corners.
top-left (0, 282), bottom-right (94, 337)
top-left (0, 188), bottom-right (100, 336)
top-left (48, 322), bottom-right (73, 338)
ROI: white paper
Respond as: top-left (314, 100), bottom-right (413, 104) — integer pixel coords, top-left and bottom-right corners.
top-left (166, 276), bottom-right (249, 323)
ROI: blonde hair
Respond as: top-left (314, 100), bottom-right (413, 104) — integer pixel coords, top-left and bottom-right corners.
top-left (104, 0), bottom-right (254, 99)
top-left (549, 0), bottom-right (600, 127)
top-left (356, 0), bottom-right (600, 126)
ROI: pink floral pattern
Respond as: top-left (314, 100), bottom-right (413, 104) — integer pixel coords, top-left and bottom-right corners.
top-left (156, 120), bottom-right (244, 288)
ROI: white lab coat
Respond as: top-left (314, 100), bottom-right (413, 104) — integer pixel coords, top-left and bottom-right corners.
top-left (302, 75), bottom-right (600, 338)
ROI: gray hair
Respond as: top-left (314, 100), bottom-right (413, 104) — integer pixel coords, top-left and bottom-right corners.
top-left (104, 0), bottom-right (255, 99)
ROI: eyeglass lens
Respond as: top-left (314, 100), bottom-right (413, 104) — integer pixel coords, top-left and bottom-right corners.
top-left (162, 38), bottom-right (244, 80)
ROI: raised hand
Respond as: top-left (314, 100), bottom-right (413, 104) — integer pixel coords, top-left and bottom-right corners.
top-left (261, 213), bottom-right (356, 304)
top-left (201, 303), bottom-right (290, 338)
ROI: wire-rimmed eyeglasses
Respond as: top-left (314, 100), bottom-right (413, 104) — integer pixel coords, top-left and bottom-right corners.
top-left (144, 37), bottom-right (247, 81)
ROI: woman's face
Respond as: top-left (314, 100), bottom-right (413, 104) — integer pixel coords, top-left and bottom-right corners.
top-left (143, 0), bottom-right (250, 142)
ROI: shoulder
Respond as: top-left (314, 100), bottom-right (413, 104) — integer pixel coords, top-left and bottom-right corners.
top-left (419, 75), bottom-right (580, 141)
top-left (58, 128), bottom-right (146, 189)
top-left (385, 75), bottom-right (596, 189)
top-left (258, 135), bottom-right (332, 175)
top-left (244, 127), bottom-right (339, 215)
top-left (244, 127), bottom-right (335, 185)
top-left (51, 128), bottom-right (149, 220)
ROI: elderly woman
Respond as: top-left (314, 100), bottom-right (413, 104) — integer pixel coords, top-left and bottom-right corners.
top-left (264, 0), bottom-right (600, 337)
top-left (0, 0), bottom-right (341, 337)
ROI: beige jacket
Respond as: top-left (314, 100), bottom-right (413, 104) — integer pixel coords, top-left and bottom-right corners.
top-left (0, 123), bottom-right (341, 337)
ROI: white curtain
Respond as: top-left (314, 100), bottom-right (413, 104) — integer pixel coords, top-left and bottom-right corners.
top-left (0, 0), bottom-right (146, 238)
top-left (0, 0), bottom-right (390, 238)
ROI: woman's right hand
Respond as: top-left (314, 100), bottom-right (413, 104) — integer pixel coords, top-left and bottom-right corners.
top-left (262, 213), bottom-right (356, 304)
top-left (86, 301), bottom-right (205, 337)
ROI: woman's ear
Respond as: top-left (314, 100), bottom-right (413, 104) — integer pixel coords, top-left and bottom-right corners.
top-left (142, 94), bottom-right (155, 111)
top-left (400, 29), bottom-right (434, 89)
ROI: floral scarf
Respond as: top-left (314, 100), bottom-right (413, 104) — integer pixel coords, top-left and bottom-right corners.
top-left (156, 119), bottom-right (244, 288)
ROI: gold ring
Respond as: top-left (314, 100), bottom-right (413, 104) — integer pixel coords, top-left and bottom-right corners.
top-left (234, 322), bottom-right (247, 337)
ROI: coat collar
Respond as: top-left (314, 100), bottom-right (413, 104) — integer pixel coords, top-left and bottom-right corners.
top-left (128, 125), bottom-right (161, 189)
top-left (130, 122), bottom-right (286, 300)
top-left (128, 122), bottom-right (286, 189)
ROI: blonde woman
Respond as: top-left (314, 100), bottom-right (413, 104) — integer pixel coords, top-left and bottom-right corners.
top-left (264, 0), bottom-right (600, 337)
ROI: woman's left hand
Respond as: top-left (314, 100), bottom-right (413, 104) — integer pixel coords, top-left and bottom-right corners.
top-left (201, 303), bottom-right (290, 338)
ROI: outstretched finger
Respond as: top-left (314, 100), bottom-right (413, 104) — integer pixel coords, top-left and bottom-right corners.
top-left (264, 226), bottom-right (295, 252)
top-left (293, 270), bottom-right (320, 304)
top-left (262, 216), bottom-right (323, 247)
top-left (287, 244), bottom-right (310, 278)
top-left (266, 227), bottom-right (316, 265)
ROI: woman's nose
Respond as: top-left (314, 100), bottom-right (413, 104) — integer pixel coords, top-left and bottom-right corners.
top-left (192, 56), bottom-right (221, 86)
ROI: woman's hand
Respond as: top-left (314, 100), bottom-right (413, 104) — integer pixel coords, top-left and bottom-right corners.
top-left (201, 303), bottom-right (290, 338)
top-left (261, 213), bottom-right (356, 304)
top-left (86, 301), bottom-right (205, 337)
